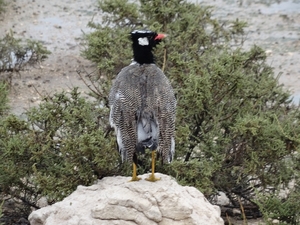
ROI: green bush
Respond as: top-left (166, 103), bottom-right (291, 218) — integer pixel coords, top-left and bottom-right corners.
top-left (256, 187), bottom-right (300, 225)
top-left (0, 82), bottom-right (8, 115)
top-left (81, 0), bottom-right (300, 223)
top-left (0, 31), bottom-right (50, 74)
top-left (0, 89), bottom-right (125, 223)
top-left (0, 0), bottom-right (299, 224)
top-left (0, 89), bottom-right (116, 203)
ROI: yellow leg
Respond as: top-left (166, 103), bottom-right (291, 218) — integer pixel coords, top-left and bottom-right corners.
top-left (129, 162), bottom-right (141, 182)
top-left (145, 150), bottom-right (161, 182)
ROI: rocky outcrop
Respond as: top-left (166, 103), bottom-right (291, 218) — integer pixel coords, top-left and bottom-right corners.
top-left (28, 173), bottom-right (223, 225)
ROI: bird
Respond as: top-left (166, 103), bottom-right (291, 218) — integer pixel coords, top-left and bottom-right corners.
top-left (109, 30), bottom-right (176, 182)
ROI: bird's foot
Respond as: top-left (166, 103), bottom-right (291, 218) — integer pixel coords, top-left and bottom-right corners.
top-left (145, 174), bottom-right (161, 182)
top-left (129, 176), bottom-right (141, 182)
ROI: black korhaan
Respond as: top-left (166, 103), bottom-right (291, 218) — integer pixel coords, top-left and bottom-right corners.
top-left (109, 30), bottom-right (176, 181)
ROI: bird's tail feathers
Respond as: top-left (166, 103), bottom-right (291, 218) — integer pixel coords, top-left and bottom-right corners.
top-left (136, 136), bottom-right (158, 153)
top-left (136, 111), bottom-right (159, 153)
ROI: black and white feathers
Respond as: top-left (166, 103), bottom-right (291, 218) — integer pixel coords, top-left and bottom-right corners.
top-left (109, 30), bottom-right (176, 163)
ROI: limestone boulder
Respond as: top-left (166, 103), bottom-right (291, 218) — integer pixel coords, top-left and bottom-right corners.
top-left (28, 173), bottom-right (223, 225)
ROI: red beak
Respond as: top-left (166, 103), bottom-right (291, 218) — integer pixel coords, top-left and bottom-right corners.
top-left (154, 33), bottom-right (166, 40)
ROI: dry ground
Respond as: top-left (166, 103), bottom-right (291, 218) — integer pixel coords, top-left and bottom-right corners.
top-left (1, 0), bottom-right (300, 116)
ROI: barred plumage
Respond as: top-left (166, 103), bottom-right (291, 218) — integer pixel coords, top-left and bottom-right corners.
top-left (109, 30), bottom-right (176, 181)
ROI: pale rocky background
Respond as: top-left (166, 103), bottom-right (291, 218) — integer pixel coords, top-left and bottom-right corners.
top-left (0, 0), bottom-right (299, 117)
top-left (1, 0), bottom-right (101, 116)
top-left (198, 0), bottom-right (300, 103)
top-left (28, 173), bottom-right (224, 225)
top-left (1, 0), bottom-right (299, 224)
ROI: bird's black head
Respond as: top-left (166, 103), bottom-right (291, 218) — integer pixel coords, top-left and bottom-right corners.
top-left (130, 30), bottom-right (166, 64)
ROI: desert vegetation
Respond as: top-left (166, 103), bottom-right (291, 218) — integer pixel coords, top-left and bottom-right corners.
top-left (0, 0), bottom-right (299, 224)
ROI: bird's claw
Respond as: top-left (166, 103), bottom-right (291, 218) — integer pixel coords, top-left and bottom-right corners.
top-left (129, 176), bottom-right (141, 182)
top-left (145, 174), bottom-right (161, 182)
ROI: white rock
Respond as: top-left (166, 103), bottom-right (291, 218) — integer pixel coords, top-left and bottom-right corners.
top-left (28, 173), bottom-right (224, 225)
top-left (36, 196), bottom-right (48, 208)
top-left (216, 191), bottom-right (230, 205)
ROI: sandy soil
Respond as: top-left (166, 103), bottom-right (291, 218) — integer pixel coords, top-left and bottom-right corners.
top-left (199, 0), bottom-right (300, 103)
top-left (0, 0), bottom-right (101, 116)
top-left (0, 0), bottom-right (299, 224)
top-left (0, 0), bottom-right (300, 117)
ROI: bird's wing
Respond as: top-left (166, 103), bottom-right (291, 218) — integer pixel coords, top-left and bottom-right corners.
top-left (143, 65), bottom-right (176, 163)
top-left (109, 65), bottom-right (141, 162)
top-left (109, 64), bottom-right (176, 163)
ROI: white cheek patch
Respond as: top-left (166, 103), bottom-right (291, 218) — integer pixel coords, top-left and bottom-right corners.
top-left (138, 37), bottom-right (149, 46)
